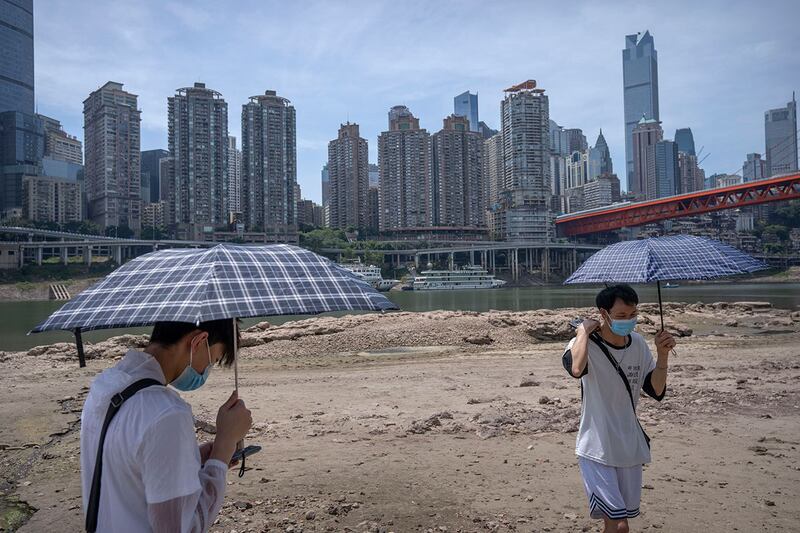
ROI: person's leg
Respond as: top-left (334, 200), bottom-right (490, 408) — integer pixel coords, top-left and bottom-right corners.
top-left (578, 458), bottom-right (629, 523)
top-left (617, 464), bottom-right (643, 520)
top-left (602, 517), bottom-right (630, 533)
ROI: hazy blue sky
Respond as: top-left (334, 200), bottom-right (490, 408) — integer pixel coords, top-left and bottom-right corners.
top-left (35, 0), bottom-right (799, 203)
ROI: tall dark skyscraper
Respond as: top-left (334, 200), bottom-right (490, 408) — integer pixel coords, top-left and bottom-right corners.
top-left (141, 149), bottom-right (169, 203)
top-left (674, 128), bottom-right (696, 156)
top-left (0, 111), bottom-right (43, 217)
top-left (328, 122), bottom-right (369, 230)
top-left (623, 31), bottom-right (660, 191)
top-left (764, 93), bottom-right (798, 177)
top-left (0, 0), bottom-right (34, 114)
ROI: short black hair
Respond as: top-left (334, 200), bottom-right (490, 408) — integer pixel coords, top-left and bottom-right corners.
top-left (596, 284), bottom-right (639, 311)
top-left (149, 318), bottom-right (240, 367)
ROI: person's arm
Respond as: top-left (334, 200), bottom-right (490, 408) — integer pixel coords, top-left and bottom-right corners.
top-left (141, 392), bottom-right (252, 532)
top-left (564, 318), bottom-right (599, 378)
top-left (645, 330), bottom-right (675, 398)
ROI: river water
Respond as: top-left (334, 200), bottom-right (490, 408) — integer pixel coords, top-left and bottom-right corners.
top-left (1, 282), bottom-right (798, 352)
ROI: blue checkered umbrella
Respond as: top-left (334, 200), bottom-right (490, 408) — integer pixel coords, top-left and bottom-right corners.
top-left (31, 243), bottom-right (398, 366)
top-left (565, 235), bottom-right (768, 328)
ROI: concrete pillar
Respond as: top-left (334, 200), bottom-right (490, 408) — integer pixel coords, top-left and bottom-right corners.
top-left (448, 252), bottom-right (454, 271)
top-left (482, 250), bottom-right (487, 268)
top-left (572, 248), bottom-right (578, 273)
top-left (61, 247), bottom-right (69, 266)
top-left (113, 246), bottom-right (122, 265)
top-left (35, 247), bottom-right (43, 266)
top-left (543, 248), bottom-right (550, 283)
top-left (414, 254), bottom-right (419, 269)
top-left (84, 246), bottom-right (92, 266)
top-left (513, 248), bottom-right (519, 281)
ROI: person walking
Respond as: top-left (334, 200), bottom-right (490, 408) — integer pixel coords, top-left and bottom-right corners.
top-left (80, 319), bottom-right (252, 532)
top-left (562, 284), bottom-right (675, 532)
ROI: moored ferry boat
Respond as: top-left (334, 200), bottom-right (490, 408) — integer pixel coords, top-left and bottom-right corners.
top-left (338, 260), bottom-right (398, 291)
top-left (412, 266), bottom-right (506, 290)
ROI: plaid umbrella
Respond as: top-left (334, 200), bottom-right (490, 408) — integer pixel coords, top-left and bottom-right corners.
top-left (564, 235), bottom-right (768, 328)
top-left (31, 243), bottom-right (398, 366)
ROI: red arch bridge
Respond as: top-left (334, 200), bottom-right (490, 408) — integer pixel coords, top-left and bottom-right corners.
top-left (555, 172), bottom-right (800, 237)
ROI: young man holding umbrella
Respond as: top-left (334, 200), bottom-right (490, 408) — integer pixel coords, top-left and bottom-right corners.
top-left (80, 319), bottom-right (252, 532)
top-left (562, 284), bottom-right (676, 533)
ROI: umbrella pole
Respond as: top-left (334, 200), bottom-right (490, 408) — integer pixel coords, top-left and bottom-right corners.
top-left (657, 280), bottom-right (665, 332)
top-left (233, 318), bottom-right (245, 477)
top-left (75, 328), bottom-right (86, 368)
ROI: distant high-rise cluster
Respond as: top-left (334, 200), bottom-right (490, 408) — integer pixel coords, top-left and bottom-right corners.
top-left (765, 94), bottom-right (798, 177)
top-left (227, 136), bottom-right (242, 217)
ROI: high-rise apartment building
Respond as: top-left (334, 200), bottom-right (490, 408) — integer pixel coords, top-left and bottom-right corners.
top-left (431, 114), bottom-right (484, 227)
top-left (0, 0), bottom-right (34, 114)
top-left (83, 82), bottom-right (141, 231)
top-left (631, 116), bottom-right (663, 200)
top-left (490, 80), bottom-right (552, 242)
top-left (764, 94), bottom-right (798, 177)
top-left (454, 91), bottom-right (479, 132)
top-left (678, 151), bottom-right (705, 193)
top-left (564, 128), bottom-right (588, 154)
top-left (478, 121), bottom-right (498, 140)
top-left (623, 31), bottom-right (660, 191)
top-left (378, 105), bottom-right (431, 231)
top-left (583, 174), bottom-right (621, 210)
top-left (22, 174), bottom-right (82, 223)
top-left (140, 149), bottom-right (168, 204)
top-left (38, 115), bottom-right (82, 165)
top-left (648, 140), bottom-right (679, 199)
top-left (321, 164), bottom-right (330, 208)
top-left (241, 90), bottom-right (297, 241)
top-left (674, 128), bottom-right (696, 156)
top-left (167, 83), bottom-right (228, 239)
top-left (328, 122), bottom-right (369, 230)
top-left (227, 136), bottom-right (242, 217)
top-left (743, 153), bottom-right (767, 182)
top-left (367, 186), bottom-right (380, 234)
top-left (484, 133), bottom-right (504, 208)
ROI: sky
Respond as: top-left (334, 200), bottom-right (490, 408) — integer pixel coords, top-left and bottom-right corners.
top-left (34, 0), bottom-right (800, 204)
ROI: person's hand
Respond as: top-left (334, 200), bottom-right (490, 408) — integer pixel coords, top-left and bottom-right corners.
top-left (655, 330), bottom-right (676, 356)
top-left (199, 442), bottom-right (213, 464)
top-left (577, 318), bottom-right (600, 336)
top-left (216, 390), bottom-right (252, 445)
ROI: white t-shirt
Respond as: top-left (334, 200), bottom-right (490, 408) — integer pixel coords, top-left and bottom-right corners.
top-left (80, 350), bottom-right (227, 532)
top-left (563, 332), bottom-right (658, 467)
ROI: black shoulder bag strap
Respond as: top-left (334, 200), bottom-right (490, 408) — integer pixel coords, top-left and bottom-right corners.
top-left (86, 378), bottom-right (162, 532)
top-left (589, 334), bottom-right (651, 449)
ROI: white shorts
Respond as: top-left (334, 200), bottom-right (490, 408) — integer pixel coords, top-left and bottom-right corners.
top-left (578, 457), bottom-right (642, 520)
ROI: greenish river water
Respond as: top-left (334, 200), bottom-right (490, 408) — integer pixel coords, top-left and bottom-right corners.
top-left (1, 282), bottom-right (798, 352)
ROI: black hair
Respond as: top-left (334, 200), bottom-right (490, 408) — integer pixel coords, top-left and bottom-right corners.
top-left (595, 284), bottom-right (639, 311)
top-left (149, 318), bottom-right (240, 367)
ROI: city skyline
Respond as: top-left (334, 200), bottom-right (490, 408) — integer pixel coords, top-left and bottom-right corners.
top-left (30, 0), bottom-right (800, 203)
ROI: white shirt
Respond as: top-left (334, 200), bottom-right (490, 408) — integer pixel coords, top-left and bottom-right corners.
top-left (564, 332), bottom-right (657, 467)
top-left (80, 350), bottom-right (227, 532)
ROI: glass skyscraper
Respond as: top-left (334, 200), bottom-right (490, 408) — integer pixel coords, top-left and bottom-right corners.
top-left (0, 0), bottom-right (34, 114)
top-left (764, 93), bottom-right (798, 177)
top-left (623, 31), bottom-right (660, 192)
top-left (674, 128), bottom-right (696, 156)
top-left (454, 91), bottom-right (479, 133)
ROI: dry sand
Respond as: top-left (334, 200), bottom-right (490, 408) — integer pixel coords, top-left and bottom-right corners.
top-left (1, 301), bottom-right (799, 532)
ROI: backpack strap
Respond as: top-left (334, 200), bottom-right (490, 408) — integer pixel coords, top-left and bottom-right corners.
top-left (86, 378), bottom-right (163, 532)
top-left (588, 334), bottom-right (651, 449)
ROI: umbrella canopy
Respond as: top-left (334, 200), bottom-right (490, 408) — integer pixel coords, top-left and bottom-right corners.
top-left (32, 243), bottom-right (398, 335)
top-left (564, 235), bottom-right (768, 285)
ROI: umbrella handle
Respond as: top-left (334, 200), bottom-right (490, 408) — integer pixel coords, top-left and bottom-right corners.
top-left (232, 318), bottom-right (247, 478)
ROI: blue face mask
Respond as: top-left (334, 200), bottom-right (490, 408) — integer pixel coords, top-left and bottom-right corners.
top-left (171, 339), bottom-right (212, 391)
top-left (609, 316), bottom-right (637, 337)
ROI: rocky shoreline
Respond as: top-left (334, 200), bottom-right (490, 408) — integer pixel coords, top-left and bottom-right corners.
top-left (1, 301), bottom-right (799, 532)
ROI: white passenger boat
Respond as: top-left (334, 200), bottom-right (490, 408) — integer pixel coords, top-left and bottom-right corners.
top-left (338, 261), bottom-right (398, 291)
top-left (412, 266), bottom-right (506, 290)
